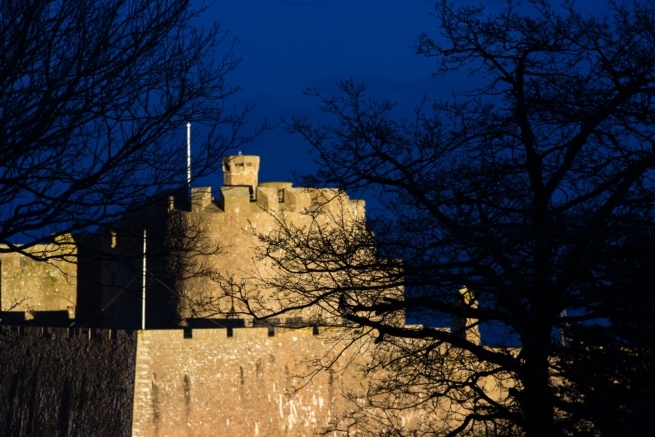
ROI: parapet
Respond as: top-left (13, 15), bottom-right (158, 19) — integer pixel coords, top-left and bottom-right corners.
top-left (0, 324), bottom-right (134, 342)
top-left (191, 187), bottom-right (213, 211)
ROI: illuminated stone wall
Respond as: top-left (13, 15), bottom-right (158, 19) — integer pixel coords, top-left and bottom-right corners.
top-left (0, 242), bottom-right (77, 324)
top-left (131, 327), bottom-right (369, 437)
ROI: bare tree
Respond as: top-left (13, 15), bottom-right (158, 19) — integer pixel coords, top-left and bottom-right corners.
top-left (244, 1), bottom-right (655, 435)
top-left (0, 0), bottom-right (259, 258)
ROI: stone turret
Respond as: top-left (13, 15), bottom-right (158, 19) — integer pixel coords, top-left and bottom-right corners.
top-left (222, 153), bottom-right (260, 189)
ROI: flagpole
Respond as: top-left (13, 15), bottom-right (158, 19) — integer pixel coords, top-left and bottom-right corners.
top-left (187, 122), bottom-right (191, 198)
top-left (142, 228), bottom-right (146, 330)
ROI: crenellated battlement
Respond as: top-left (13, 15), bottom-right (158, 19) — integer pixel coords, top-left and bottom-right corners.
top-left (0, 324), bottom-right (134, 343)
top-left (190, 181), bottom-right (365, 217)
top-left (0, 324), bottom-right (331, 344)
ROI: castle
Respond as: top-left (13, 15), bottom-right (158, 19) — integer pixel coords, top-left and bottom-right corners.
top-left (0, 155), bottom-right (486, 436)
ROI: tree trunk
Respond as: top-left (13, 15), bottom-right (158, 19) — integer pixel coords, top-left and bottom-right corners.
top-left (520, 332), bottom-right (556, 437)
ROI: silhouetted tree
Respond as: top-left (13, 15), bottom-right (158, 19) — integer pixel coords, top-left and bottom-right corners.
top-left (0, 0), bottom-right (258, 258)
top-left (554, 230), bottom-right (655, 436)
top-left (245, 1), bottom-right (655, 435)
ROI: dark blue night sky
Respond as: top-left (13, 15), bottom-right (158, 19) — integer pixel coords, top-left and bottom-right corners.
top-left (197, 0), bottom-right (440, 189)
top-left (195, 0), bottom-right (608, 197)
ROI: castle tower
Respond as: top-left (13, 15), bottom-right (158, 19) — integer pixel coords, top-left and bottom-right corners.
top-left (222, 153), bottom-right (260, 188)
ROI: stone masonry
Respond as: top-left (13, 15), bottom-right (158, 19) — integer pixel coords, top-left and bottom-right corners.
top-left (0, 155), bottom-right (486, 436)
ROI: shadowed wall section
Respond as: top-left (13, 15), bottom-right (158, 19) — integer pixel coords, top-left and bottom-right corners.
top-left (0, 326), bottom-right (136, 437)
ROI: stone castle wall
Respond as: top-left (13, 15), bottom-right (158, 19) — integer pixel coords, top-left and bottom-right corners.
top-left (0, 326), bottom-right (136, 437)
top-left (0, 324), bottom-right (502, 437)
top-left (131, 327), bottom-right (372, 437)
top-left (0, 324), bottom-right (412, 437)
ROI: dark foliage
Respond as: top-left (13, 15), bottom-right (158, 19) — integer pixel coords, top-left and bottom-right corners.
top-left (248, 1), bottom-right (655, 435)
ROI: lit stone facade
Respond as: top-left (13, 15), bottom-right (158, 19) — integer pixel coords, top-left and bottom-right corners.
top-left (92, 154), bottom-right (369, 329)
top-left (0, 155), bottom-right (495, 436)
top-left (0, 240), bottom-right (77, 324)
